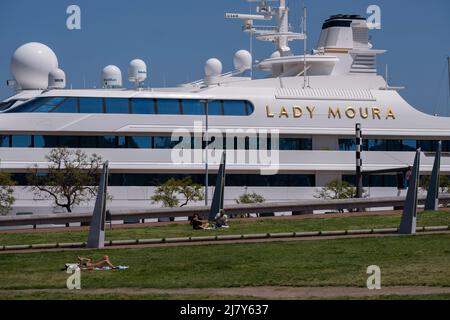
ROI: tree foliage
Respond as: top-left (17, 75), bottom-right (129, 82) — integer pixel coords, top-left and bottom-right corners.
top-left (235, 192), bottom-right (266, 204)
top-left (27, 148), bottom-right (103, 213)
top-left (419, 175), bottom-right (450, 194)
top-left (151, 177), bottom-right (204, 208)
top-left (314, 179), bottom-right (358, 201)
top-left (0, 172), bottom-right (15, 215)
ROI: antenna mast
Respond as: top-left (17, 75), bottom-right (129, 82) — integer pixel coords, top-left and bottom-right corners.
top-left (447, 56), bottom-right (450, 107)
top-left (302, 5), bottom-right (308, 88)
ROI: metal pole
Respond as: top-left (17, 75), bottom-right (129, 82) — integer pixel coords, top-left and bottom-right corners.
top-left (356, 123), bottom-right (363, 198)
top-left (205, 100), bottom-right (209, 206)
top-left (447, 56), bottom-right (450, 108)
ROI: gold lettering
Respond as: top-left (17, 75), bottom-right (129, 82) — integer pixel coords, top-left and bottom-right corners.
top-left (345, 107), bottom-right (356, 119)
top-left (293, 106), bottom-right (303, 118)
top-left (328, 107), bottom-right (341, 119)
top-left (386, 108), bottom-right (396, 120)
top-left (360, 107), bottom-right (369, 119)
top-left (372, 108), bottom-right (381, 119)
top-left (306, 106), bottom-right (316, 119)
top-left (279, 106), bottom-right (289, 118)
top-left (266, 105), bottom-right (274, 118)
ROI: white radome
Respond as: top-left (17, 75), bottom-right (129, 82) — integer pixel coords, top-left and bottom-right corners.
top-left (204, 58), bottom-right (223, 77)
top-left (102, 65), bottom-right (122, 88)
top-left (48, 68), bottom-right (66, 89)
top-left (11, 42), bottom-right (59, 90)
top-left (233, 50), bottom-right (252, 71)
top-left (128, 59), bottom-right (147, 84)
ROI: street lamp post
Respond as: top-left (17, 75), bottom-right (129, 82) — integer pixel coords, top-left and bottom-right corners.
top-left (201, 99), bottom-right (210, 207)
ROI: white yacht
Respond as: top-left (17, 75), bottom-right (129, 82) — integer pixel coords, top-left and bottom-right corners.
top-left (1, 0), bottom-right (449, 214)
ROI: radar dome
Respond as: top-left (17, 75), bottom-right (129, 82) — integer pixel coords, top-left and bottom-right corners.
top-left (204, 58), bottom-right (222, 77)
top-left (233, 50), bottom-right (252, 71)
top-left (48, 69), bottom-right (66, 89)
top-left (128, 59), bottom-right (147, 84)
top-left (102, 65), bottom-right (122, 88)
top-left (11, 42), bottom-right (59, 90)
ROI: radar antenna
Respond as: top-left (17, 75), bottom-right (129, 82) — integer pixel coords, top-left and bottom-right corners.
top-left (226, 0), bottom-right (306, 57)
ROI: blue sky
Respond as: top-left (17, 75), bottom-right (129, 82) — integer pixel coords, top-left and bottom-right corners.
top-left (1, 0), bottom-right (449, 115)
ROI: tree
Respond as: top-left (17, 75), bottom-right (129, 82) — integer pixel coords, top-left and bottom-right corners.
top-left (235, 192), bottom-right (265, 204)
top-left (151, 177), bottom-right (204, 208)
top-left (0, 172), bottom-right (15, 215)
top-left (419, 175), bottom-right (450, 194)
top-left (27, 148), bottom-right (103, 213)
top-left (314, 179), bottom-right (361, 213)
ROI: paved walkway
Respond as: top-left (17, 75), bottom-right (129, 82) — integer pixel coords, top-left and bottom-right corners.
top-left (2, 286), bottom-right (450, 299)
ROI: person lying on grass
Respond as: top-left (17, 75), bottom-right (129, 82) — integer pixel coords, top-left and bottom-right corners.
top-left (190, 213), bottom-right (211, 230)
top-left (77, 255), bottom-right (116, 270)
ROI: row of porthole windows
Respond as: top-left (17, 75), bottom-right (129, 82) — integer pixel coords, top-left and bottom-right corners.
top-left (339, 139), bottom-right (450, 152)
top-left (7, 97), bottom-right (255, 116)
top-left (10, 173), bottom-right (316, 187)
top-left (0, 135), bottom-right (313, 151)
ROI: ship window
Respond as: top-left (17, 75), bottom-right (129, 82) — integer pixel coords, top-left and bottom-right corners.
top-left (156, 99), bottom-right (181, 115)
top-left (98, 136), bottom-right (117, 148)
top-left (417, 140), bottom-right (438, 152)
top-left (59, 136), bottom-right (80, 148)
top-left (79, 98), bottom-right (104, 114)
top-left (106, 98), bottom-right (129, 114)
top-left (80, 136), bottom-right (98, 148)
top-left (33, 97), bottom-right (65, 113)
top-left (34, 136), bottom-right (58, 148)
top-left (0, 100), bottom-right (17, 112)
top-left (54, 98), bottom-right (78, 113)
top-left (223, 100), bottom-right (247, 116)
top-left (207, 100), bottom-right (223, 116)
top-left (279, 138), bottom-right (312, 151)
top-left (154, 136), bottom-right (180, 149)
top-left (0, 136), bottom-right (10, 148)
top-left (118, 136), bottom-right (127, 148)
top-left (12, 135), bottom-right (32, 148)
top-left (182, 100), bottom-right (205, 115)
top-left (9, 98), bottom-right (52, 113)
top-left (127, 136), bottom-right (152, 149)
top-left (131, 99), bottom-right (155, 114)
top-left (402, 140), bottom-right (417, 151)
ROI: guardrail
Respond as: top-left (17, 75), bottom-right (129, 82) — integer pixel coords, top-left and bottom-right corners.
top-left (1, 195), bottom-right (450, 228)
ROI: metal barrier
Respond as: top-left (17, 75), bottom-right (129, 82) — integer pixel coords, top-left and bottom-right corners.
top-left (1, 195), bottom-right (450, 228)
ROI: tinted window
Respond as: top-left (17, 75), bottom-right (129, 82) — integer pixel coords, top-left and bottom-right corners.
top-left (207, 100), bottom-right (223, 115)
top-left (54, 98), bottom-right (78, 113)
top-left (0, 100), bottom-right (16, 112)
top-left (157, 99), bottom-right (180, 115)
top-left (98, 136), bottom-right (117, 148)
top-left (118, 136), bottom-right (127, 148)
top-left (223, 100), bottom-right (247, 116)
top-left (131, 99), bottom-right (155, 114)
top-left (59, 136), bottom-right (79, 148)
top-left (106, 98), bottom-right (129, 114)
top-left (34, 136), bottom-right (58, 148)
top-left (80, 136), bottom-right (98, 148)
top-left (127, 136), bottom-right (152, 149)
top-left (154, 136), bottom-right (179, 149)
top-left (79, 98), bottom-right (103, 113)
top-left (0, 136), bottom-right (10, 148)
top-left (182, 100), bottom-right (204, 115)
top-left (9, 98), bottom-right (51, 113)
top-left (34, 97), bottom-right (65, 113)
top-left (12, 136), bottom-right (32, 148)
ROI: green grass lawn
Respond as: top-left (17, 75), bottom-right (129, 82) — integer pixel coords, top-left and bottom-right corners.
top-left (0, 234), bottom-right (449, 292)
top-left (1, 211), bottom-right (449, 246)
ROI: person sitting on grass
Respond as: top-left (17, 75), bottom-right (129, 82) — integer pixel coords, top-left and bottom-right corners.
top-left (190, 213), bottom-right (210, 230)
top-left (214, 209), bottom-right (229, 229)
top-left (77, 255), bottom-right (116, 270)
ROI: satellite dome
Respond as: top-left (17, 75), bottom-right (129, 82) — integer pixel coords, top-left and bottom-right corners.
top-left (233, 50), bottom-right (252, 71)
top-left (102, 65), bottom-right (122, 88)
top-left (11, 42), bottom-right (59, 90)
top-left (48, 68), bottom-right (66, 89)
top-left (204, 58), bottom-right (223, 77)
top-left (128, 59), bottom-right (147, 84)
